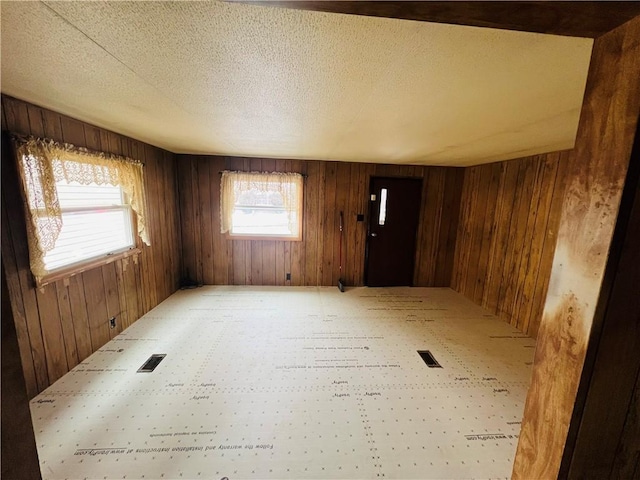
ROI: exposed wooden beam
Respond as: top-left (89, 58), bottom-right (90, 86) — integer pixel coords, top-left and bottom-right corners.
top-left (237, 1), bottom-right (640, 38)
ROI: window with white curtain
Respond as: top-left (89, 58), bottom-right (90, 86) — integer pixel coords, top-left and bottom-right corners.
top-left (220, 171), bottom-right (303, 240)
top-left (13, 135), bottom-right (149, 286)
top-left (42, 181), bottom-right (135, 271)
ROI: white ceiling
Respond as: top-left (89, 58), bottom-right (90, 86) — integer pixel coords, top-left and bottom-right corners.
top-left (1, 1), bottom-right (593, 166)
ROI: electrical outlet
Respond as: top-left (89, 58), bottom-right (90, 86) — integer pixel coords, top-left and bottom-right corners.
top-left (109, 317), bottom-right (116, 329)
top-left (286, 273), bottom-right (291, 281)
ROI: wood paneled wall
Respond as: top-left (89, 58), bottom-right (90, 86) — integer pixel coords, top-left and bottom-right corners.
top-left (2, 263), bottom-right (41, 479)
top-left (1, 95), bottom-right (181, 397)
top-left (177, 155), bottom-right (463, 288)
top-left (513, 15), bottom-right (640, 479)
top-left (451, 152), bottom-right (568, 339)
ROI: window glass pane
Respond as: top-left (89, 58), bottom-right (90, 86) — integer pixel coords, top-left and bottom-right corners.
top-left (230, 180), bottom-right (300, 237)
top-left (235, 188), bottom-right (287, 209)
top-left (43, 208), bottom-right (133, 271)
top-left (232, 208), bottom-right (297, 235)
top-left (379, 188), bottom-right (388, 225)
top-left (57, 181), bottom-right (123, 209)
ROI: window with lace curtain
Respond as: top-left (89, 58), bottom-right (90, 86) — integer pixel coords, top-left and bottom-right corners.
top-left (220, 171), bottom-right (303, 240)
top-left (13, 135), bottom-right (150, 286)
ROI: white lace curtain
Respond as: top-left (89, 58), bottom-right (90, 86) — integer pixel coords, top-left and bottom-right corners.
top-left (12, 135), bottom-right (150, 281)
top-left (220, 171), bottom-right (303, 234)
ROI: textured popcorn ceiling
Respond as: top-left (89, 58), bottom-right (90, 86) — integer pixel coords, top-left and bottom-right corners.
top-left (0, 1), bottom-right (593, 166)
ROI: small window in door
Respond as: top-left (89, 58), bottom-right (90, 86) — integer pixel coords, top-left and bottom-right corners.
top-left (378, 188), bottom-right (388, 225)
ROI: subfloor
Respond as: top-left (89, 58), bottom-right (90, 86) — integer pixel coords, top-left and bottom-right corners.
top-left (31, 287), bottom-right (535, 480)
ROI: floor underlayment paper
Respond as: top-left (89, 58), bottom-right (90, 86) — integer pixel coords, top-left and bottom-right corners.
top-left (31, 287), bottom-right (535, 479)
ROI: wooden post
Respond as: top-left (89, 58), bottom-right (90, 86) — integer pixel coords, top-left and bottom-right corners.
top-left (513, 16), bottom-right (640, 479)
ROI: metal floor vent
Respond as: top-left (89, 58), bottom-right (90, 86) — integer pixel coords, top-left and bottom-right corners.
top-left (417, 350), bottom-right (442, 368)
top-left (137, 354), bottom-right (166, 373)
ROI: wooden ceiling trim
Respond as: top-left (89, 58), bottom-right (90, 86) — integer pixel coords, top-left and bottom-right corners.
top-left (238, 1), bottom-right (640, 38)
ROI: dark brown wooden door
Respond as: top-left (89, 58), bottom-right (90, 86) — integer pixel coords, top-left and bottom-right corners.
top-left (365, 177), bottom-right (422, 286)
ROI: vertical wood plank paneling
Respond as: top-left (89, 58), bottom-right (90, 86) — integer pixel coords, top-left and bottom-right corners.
top-left (250, 241), bottom-right (262, 285)
top-left (345, 163), bottom-right (362, 286)
top-left (211, 157), bottom-right (228, 285)
top-left (35, 284), bottom-right (68, 383)
top-left (177, 155), bottom-right (463, 289)
top-left (1, 96), bottom-right (181, 396)
top-left (472, 163), bottom-right (502, 304)
top-left (67, 274), bottom-right (93, 361)
top-left (483, 161), bottom-right (520, 313)
top-left (170, 150), bottom-right (183, 292)
top-left (303, 161), bottom-right (319, 285)
top-left (1, 259), bottom-right (42, 480)
top-left (321, 162), bottom-right (337, 286)
top-left (42, 108), bottom-right (63, 141)
top-left (451, 168), bottom-right (471, 291)
top-left (26, 104), bottom-right (45, 137)
top-left (415, 168), bottom-right (444, 285)
top-left (334, 162), bottom-right (351, 286)
top-left (511, 158), bottom-right (545, 330)
top-left (528, 151), bottom-right (569, 339)
top-left (179, 156), bottom-right (197, 284)
top-left (1, 128), bottom-right (50, 393)
top-left (191, 153), bottom-right (203, 285)
top-left (356, 164), bottom-right (369, 285)
top-left (290, 160), bottom-right (306, 285)
top-left (121, 257), bottom-right (140, 330)
top-left (435, 168), bottom-right (464, 287)
top-left (517, 157), bottom-right (558, 334)
top-left (60, 115), bottom-right (86, 146)
top-left (464, 165), bottom-right (490, 299)
top-left (458, 166), bottom-right (481, 295)
top-left (495, 160), bottom-right (529, 324)
top-left (55, 283), bottom-right (79, 370)
top-left (102, 263), bottom-right (121, 338)
top-left (0, 195), bottom-right (38, 398)
top-left (144, 145), bottom-right (162, 306)
top-left (138, 144), bottom-right (161, 312)
top-left (114, 260), bottom-right (131, 331)
top-left (451, 153), bottom-right (569, 338)
top-left (315, 161), bottom-right (327, 286)
top-left (198, 157), bottom-right (214, 285)
top-left (481, 162), bottom-right (508, 308)
top-left (82, 268), bottom-right (110, 350)
top-left (431, 168), bottom-right (447, 285)
top-left (3, 96), bottom-right (30, 134)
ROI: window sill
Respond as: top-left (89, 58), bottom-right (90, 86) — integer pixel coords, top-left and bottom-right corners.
top-left (35, 247), bottom-right (141, 288)
top-left (225, 233), bottom-right (303, 242)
